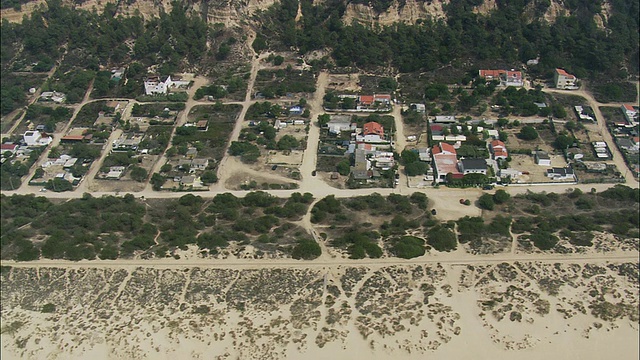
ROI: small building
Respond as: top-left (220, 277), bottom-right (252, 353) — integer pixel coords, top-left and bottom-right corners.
top-left (554, 68), bottom-right (578, 90)
top-left (39, 91), bottom-right (66, 103)
top-left (430, 124), bottom-right (444, 136)
top-left (490, 140), bottom-right (508, 160)
top-left (432, 143), bottom-right (460, 183)
top-left (459, 158), bottom-right (487, 175)
top-left (186, 147), bottom-right (198, 159)
top-left (289, 106), bottom-right (303, 115)
top-left (327, 115), bottom-right (354, 135)
top-left (622, 104), bottom-right (638, 125)
top-left (1, 143), bottom-right (18, 155)
top-left (574, 106), bottom-right (594, 122)
top-left (547, 166), bottom-right (575, 181)
top-left (180, 175), bottom-right (196, 186)
top-left (411, 103), bottom-right (426, 113)
top-left (106, 166), bottom-right (126, 179)
top-left (499, 168), bottom-right (522, 178)
top-left (534, 151), bottom-right (551, 166)
top-left (418, 148), bottom-right (431, 162)
top-left (433, 116), bottom-right (456, 124)
top-left (23, 131), bottom-right (52, 146)
top-left (191, 158), bottom-right (209, 171)
top-left (196, 120), bottom-right (209, 131)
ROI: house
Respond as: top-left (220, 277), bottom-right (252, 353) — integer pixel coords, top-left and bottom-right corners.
top-left (327, 115), bottom-right (354, 134)
top-left (186, 147), bottom-right (198, 159)
top-left (499, 168), bottom-right (522, 178)
top-left (621, 104), bottom-right (638, 125)
top-left (574, 106), bottom-right (594, 121)
top-left (534, 151), bottom-right (551, 166)
top-left (430, 124), bottom-right (444, 136)
top-left (547, 166), bottom-right (575, 181)
top-left (370, 151), bottom-right (395, 170)
top-left (39, 91), bottom-right (66, 103)
top-left (112, 136), bottom-right (141, 152)
top-left (616, 138), bottom-right (639, 153)
top-left (486, 129), bottom-right (499, 138)
top-left (180, 175), bottom-right (196, 186)
top-left (196, 120), bottom-right (209, 131)
top-left (106, 166), bottom-right (126, 179)
top-left (418, 148), bottom-right (431, 162)
top-left (359, 121), bottom-right (385, 143)
top-left (144, 76), bottom-right (171, 95)
top-left (432, 143), bottom-right (460, 182)
top-left (433, 116), bottom-right (456, 124)
top-left (289, 106), bottom-right (303, 115)
top-left (411, 103), bottom-right (426, 113)
top-left (490, 140), bottom-right (508, 160)
top-left (592, 141), bottom-right (611, 160)
top-left (110, 67), bottom-right (125, 82)
top-left (23, 131), bottom-right (52, 146)
top-left (479, 70), bottom-right (524, 87)
top-left (190, 158), bottom-right (209, 171)
top-left (1, 144), bottom-right (18, 155)
top-left (459, 158), bottom-right (487, 175)
top-left (554, 68), bottom-right (578, 89)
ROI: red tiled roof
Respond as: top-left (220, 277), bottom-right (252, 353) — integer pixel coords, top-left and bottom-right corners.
top-left (432, 142), bottom-right (456, 155)
top-left (506, 71), bottom-right (522, 80)
top-left (1, 144), bottom-right (17, 150)
top-left (479, 70), bottom-right (503, 78)
top-left (430, 125), bottom-right (443, 131)
top-left (623, 104), bottom-right (636, 111)
top-left (359, 95), bottom-right (374, 105)
top-left (62, 135), bottom-right (84, 141)
top-left (374, 94), bottom-right (391, 101)
top-left (555, 68), bottom-right (576, 79)
top-left (363, 121), bottom-right (384, 136)
top-left (633, 137), bottom-right (640, 144)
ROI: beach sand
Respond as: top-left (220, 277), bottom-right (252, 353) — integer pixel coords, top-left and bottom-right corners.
top-left (1, 262), bottom-right (638, 360)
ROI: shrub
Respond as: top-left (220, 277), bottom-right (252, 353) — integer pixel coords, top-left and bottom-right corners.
top-left (291, 239), bottom-right (321, 260)
top-left (390, 236), bottom-right (425, 258)
top-left (530, 230), bottom-right (559, 250)
top-left (493, 189), bottom-right (510, 204)
top-left (518, 126), bottom-right (539, 140)
top-left (478, 193), bottom-right (495, 210)
top-left (426, 225), bottom-right (457, 252)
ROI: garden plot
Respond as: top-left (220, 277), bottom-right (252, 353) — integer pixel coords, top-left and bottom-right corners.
top-left (509, 154), bottom-right (568, 183)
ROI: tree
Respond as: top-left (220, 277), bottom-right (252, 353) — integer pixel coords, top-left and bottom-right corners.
top-left (130, 166), bottom-right (148, 182)
top-left (530, 230), bottom-right (559, 250)
top-left (291, 239), bottom-right (321, 260)
top-left (336, 158), bottom-right (351, 176)
top-left (401, 149), bottom-right (419, 164)
top-left (404, 161), bottom-right (428, 176)
top-left (554, 134), bottom-right (574, 150)
top-left (391, 236), bottom-right (425, 258)
top-left (150, 173), bottom-right (165, 191)
top-left (493, 189), bottom-right (510, 204)
top-left (426, 226), bottom-right (457, 252)
top-left (478, 193), bottom-right (495, 210)
top-left (551, 104), bottom-right (567, 118)
top-left (276, 135), bottom-right (299, 150)
top-left (497, 118), bottom-right (509, 127)
top-left (160, 164), bottom-right (172, 173)
top-left (201, 170), bottom-right (218, 184)
top-left (518, 125), bottom-right (538, 140)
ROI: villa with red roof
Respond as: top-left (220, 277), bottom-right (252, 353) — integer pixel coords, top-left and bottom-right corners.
top-left (554, 68), bottom-right (578, 89)
top-left (356, 94), bottom-right (392, 111)
top-left (359, 121), bottom-right (385, 143)
top-left (432, 142), bottom-right (460, 182)
top-left (1, 143), bottom-right (18, 155)
top-left (479, 70), bottom-right (523, 87)
top-left (490, 140), bottom-right (508, 160)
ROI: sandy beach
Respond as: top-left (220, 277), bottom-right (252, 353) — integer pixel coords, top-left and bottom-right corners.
top-left (1, 261), bottom-right (638, 360)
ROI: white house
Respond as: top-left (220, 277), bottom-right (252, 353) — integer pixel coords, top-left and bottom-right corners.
top-left (458, 158), bottom-right (487, 175)
top-left (622, 104), bottom-right (638, 125)
top-left (144, 76), bottom-right (171, 95)
top-left (39, 91), bottom-right (66, 103)
top-left (554, 68), bottom-right (578, 89)
top-left (23, 131), bottom-right (52, 146)
top-left (535, 151), bottom-right (551, 166)
top-left (547, 167), bottom-right (575, 181)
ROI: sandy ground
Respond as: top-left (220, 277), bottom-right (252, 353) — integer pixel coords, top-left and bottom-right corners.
top-left (1, 261), bottom-right (637, 360)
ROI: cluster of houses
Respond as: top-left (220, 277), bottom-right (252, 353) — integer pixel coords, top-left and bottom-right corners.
top-left (332, 94), bottom-right (393, 112)
top-left (144, 75), bottom-right (190, 95)
top-left (40, 154), bottom-right (83, 183)
top-left (479, 70), bottom-right (524, 87)
top-left (478, 67), bottom-right (578, 90)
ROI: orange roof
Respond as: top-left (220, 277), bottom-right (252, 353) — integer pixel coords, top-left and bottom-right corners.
top-left (555, 68), bottom-right (576, 79)
top-left (479, 70), bottom-right (504, 78)
top-left (491, 140), bottom-right (506, 149)
top-left (374, 94), bottom-right (391, 101)
top-left (432, 142), bottom-right (456, 155)
top-left (633, 137), bottom-right (639, 144)
top-left (623, 104), bottom-right (636, 111)
top-left (359, 95), bottom-right (374, 105)
top-left (363, 121), bottom-right (384, 136)
top-left (61, 135), bottom-right (84, 141)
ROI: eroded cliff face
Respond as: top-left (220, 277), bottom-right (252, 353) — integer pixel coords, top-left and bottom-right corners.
top-left (342, 0), bottom-right (447, 26)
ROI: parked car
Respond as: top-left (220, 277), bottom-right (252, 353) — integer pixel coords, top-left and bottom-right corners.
top-left (312, 170), bottom-right (317, 176)
top-left (431, 209), bottom-right (437, 215)
top-left (271, 165), bottom-right (278, 170)
top-left (482, 185), bottom-right (494, 190)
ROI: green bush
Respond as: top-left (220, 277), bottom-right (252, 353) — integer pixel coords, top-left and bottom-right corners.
top-left (291, 239), bottom-right (321, 260)
top-left (530, 230), bottom-right (559, 250)
top-left (426, 225), bottom-right (457, 252)
top-left (478, 193), bottom-right (495, 210)
top-left (390, 236), bottom-right (425, 258)
top-left (493, 189), bottom-right (510, 204)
